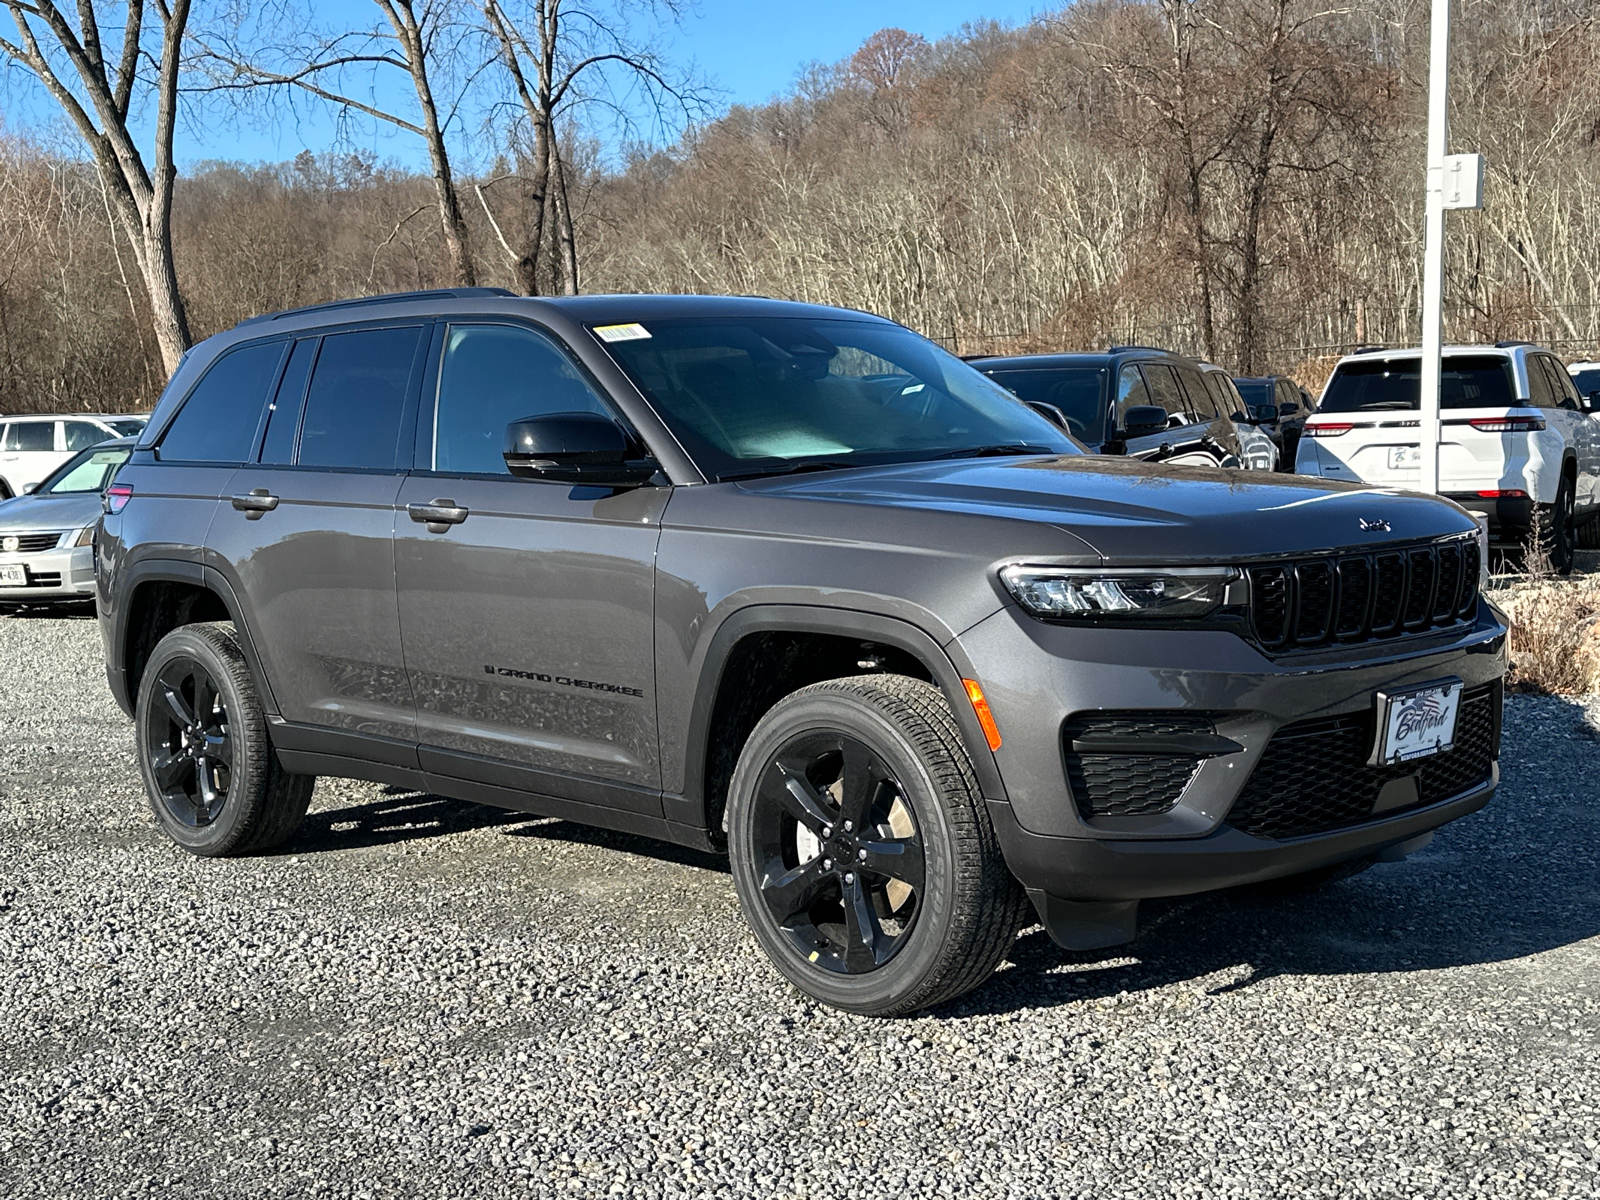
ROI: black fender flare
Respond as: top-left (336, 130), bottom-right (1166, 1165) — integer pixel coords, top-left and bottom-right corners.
top-left (670, 603), bottom-right (1010, 832)
top-left (108, 557), bottom-right (279, 719)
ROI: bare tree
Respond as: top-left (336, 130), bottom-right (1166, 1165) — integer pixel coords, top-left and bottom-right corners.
top-left (0, 0), bottom-right (194, 374)
top-left (477, 0), bottom-right (707, 294)
top-left (200, 0), bottom-right (484, 286)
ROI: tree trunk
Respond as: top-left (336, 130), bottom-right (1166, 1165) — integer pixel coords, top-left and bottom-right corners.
top-left (552, 144), bottom-right (579, 295)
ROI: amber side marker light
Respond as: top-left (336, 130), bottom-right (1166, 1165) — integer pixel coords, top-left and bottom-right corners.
top-left (962, 679), bottom-right (1003, 751)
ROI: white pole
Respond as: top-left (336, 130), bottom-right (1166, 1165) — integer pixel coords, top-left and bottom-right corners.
top-left (1418, 0), bottom-right (1451, 495)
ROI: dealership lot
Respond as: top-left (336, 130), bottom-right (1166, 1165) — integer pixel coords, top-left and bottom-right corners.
top-left (1, 614), bottom-right (1597, 1199)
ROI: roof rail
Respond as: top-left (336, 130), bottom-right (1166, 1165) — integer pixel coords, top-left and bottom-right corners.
top-left (236, 287), bottom-right (518, 327)
top-left (1107, 344), bottom-right (1168, 354)
top-left (1352, 345), bottom-right (1390, 354)
top-left (1494, 339), bottom-right (1537, 348)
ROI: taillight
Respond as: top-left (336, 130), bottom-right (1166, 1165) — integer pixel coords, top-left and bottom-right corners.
top-left (1475, 489), bottom-right (1528, 499)
top-left (1468, 416), bottom-right (1545, 433)
top-left (103, 483), bottom-right (133, 515)
top-left (1303, 423), bottom-right (1354, 437)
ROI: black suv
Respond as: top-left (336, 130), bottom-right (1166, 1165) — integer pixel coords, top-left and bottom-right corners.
top-left (1235, 375), bottom-right (1311, 470)
top-left (965, 347), bottom-right (1264, 469)
top-left (99, 291), bottom-right (1507, 1016)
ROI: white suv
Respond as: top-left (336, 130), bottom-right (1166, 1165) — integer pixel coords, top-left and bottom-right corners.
top-left (0, 414), bottom-right (130, 499)
top-left (1295, 343), bottom-right (1600, 573)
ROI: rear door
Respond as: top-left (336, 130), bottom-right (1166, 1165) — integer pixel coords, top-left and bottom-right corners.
top-left (1538, 355), bottom-right (1600, 512)
top-left (208, 324), bottom-right (426, 743)
top-left (1124, 363), bottom-right (1231, 467)
top-left (394, 319), bottom-right (665, 810)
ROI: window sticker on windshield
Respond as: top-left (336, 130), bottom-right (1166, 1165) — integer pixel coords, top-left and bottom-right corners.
top-left (592, 323), bottom-right (652, 343)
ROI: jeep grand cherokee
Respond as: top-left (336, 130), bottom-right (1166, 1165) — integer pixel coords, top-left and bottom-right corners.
top-left (97, 290), bottom-right (1507, 1016)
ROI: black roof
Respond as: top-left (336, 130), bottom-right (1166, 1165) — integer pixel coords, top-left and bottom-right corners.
top-left (964, 349), bottom-right (1175, 369)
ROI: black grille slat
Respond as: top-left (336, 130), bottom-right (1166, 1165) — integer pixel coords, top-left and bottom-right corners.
top-left (1294, 561), bottom-right (1334, 643)
top-left (1226, 685), bottom-right (1498, 840)
top-left (1251, 538), bottom-right (1474, 652)
top-left (1334, 556), bottom-right (1372, 638)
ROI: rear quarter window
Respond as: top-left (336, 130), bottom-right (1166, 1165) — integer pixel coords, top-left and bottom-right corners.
top-left (159, 341), bottom-right (288, 462)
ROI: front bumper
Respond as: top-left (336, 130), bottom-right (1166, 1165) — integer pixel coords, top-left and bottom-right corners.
top-left (956, 601), bottom-right (1507, 907)
top-left (0, 544), bottom-right (95, 601)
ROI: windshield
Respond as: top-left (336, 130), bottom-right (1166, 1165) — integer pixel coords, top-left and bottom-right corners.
top-left (41, 445), bottom-right (131, 494)
top-left (1319, 355), bottom-right (1517, 412)
top-left (1233, 379), bottom-right (1274, 406)
top-left (1572, 367), bottom-right (1600, 397)
top-left (107, 419), bottom-right (146, 436)
top-left (594, 317), bottom-right (1078, 479)
top-left (980, 367), bottom-right (1107, 443)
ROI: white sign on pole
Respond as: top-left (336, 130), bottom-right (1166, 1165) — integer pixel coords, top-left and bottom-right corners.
top-left (1444, 153), bottom-right (1485, 210)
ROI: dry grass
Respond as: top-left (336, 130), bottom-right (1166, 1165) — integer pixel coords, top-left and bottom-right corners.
top-left (1497, 579), bottom-right (1600, 694)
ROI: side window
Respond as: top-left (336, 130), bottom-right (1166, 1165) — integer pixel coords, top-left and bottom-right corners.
top-left (433, 324), bottom-right (613, 475)
top-left (297, 326), bottom-right (424, 470)
top-left (259, 337), bottom-right (319, 465)
top-left (1524, 357), bottom-right (1555, 409)
top-left (62, 421), bottom-right (109, 452)
top-left (6, 421), bottom-right (55, 451)
top-left (1173, 365), bottom-right (1219, 420)
top-left (1141, 364), bottom-right (1187, 423)
top-left (1114, 364), bottom-right (1151, 417)
top-left (159, 341), bottom-right (288, 462)
top-left (1538, 357), bottom-right (1579, 410)
top-left (1218, 375), bottom-right (1250, 419)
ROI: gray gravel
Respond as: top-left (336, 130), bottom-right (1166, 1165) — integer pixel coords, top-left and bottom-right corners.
top-left (1, 612), bottom-right (1598, 1199)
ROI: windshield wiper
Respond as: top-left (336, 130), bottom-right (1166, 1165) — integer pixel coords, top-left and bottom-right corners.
top-left (935, 443), bottom-right (1056, 459)
top-left (719, 460), bottom-right (861, 482)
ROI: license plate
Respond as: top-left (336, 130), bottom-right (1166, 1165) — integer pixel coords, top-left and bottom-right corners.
top-left (1388, 445), bottom-right (1422, 470)
top-left (1372, 679), bottom-right (1463, 766)
top-left (0, 563), bottom-right (25, 586)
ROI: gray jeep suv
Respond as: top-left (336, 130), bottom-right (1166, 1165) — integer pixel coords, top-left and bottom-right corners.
top-left (97, 290), bottom-right (1507, 1016)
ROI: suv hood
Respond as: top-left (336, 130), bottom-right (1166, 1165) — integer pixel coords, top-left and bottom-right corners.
top-left (0, 491), bottom-right (103, 534)
top-left (751, 454), bottom-right (1477, 562)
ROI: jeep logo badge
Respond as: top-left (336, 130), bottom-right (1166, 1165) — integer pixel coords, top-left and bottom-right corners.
top-left (1359, 517), bottom-right (1391, 533)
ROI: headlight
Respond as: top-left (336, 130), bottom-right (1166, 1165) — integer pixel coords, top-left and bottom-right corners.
top-left (73, 525), bottom-right (96, 548)
top-left (1000, 565), bottom-right (1237, 619)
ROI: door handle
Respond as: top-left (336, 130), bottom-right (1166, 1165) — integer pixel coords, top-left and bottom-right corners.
top-left (231, 488), bottom-right (279, 519)
top-left (408, 499), bottom-right (469, 532)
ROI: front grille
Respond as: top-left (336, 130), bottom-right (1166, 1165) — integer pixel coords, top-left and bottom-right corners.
top-left (1226, 683), bottom-right (1499, 840)
top-left (1061, 712), bottom-right (1212, 819)
top-left (1248, 536), bottom-right (1479, 652)
top-left (2, 531), bottom-right (65, 553)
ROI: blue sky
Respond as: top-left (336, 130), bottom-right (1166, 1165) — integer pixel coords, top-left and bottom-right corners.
top-left (7, 0), bottom-right (1048, 169)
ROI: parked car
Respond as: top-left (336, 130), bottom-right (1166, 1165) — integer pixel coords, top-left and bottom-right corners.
top-left (1196, 361), bottom-right (1278, 470)
top-left (91, 413), bottom-right (150, 438)
top-left (0, 412), bottom-right (132, 498)
top-left (1235, 375), bottom-right (1311, 470)
top-left (965, 347), bottom-right (1269, 470)
top-left (1568, 360), bottom-right (1600, 409)
top-left (0, 437), bottom-right (132, 607)
top-left (1296, 343), bottom-right (1600, 569)
top-left (100, 291), bottom-right (1506, 1016)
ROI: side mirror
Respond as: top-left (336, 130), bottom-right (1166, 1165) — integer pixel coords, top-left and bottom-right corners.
top-left (1585, 391), bottom-right (1599, 414)
top-left (21, 483), bottom-right (37, 495)
top-left (1024, 399), bottom-right (1071, 432)
top-left (1278, 400), bottom-right (1301, 416)
top-left (502, 412), bottom-right (656, 487)
top-left (1120, 405), bottom-right (1168, 440)
top-left (1249, 405), bottom-right (1276, 424)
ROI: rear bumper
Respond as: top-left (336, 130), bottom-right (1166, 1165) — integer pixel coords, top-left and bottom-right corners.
top-left (1445, 493), bottom-right (1535, 547)
top-left (0, 544), bottom-right (94, 602)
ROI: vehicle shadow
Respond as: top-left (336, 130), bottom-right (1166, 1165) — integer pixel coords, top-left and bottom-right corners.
top-left (951, 697), bottom-right (1600, 1018)
top-left (0, 600), bottom-right (96, 619)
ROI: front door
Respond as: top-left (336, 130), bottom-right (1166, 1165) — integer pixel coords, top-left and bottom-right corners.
top-left (394, 321), bottom-right (665, 811)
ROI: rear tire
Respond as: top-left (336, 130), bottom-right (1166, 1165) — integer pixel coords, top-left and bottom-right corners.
top-left (726, 675), bottom-right (1028, 1017)
top-left (1576, 511), bottom-right (1600, 551)
top-left (136, 622), bottom-right (313, 857)
top-left (1540, 474), bottom-right (1576, 576)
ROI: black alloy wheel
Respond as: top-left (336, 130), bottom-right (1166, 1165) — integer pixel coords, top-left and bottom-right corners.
top-left (1551, 475), bottom-right (1576, 575)
top-left (751, 732), bottom-right (925, 974)
top-left (144, 656), bottom-right (234, 828)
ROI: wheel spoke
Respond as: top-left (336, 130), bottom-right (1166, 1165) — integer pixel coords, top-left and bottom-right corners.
top-left (773, 763), bottom-right (835, 833)
top-left (192, 673), bottom-right (217, 728)
top-left (760, 857), bottom-right (831, 923)
top-left (196, 757), bottom-right (223, 811)
top-left (151, 750), bottom-right (193, 790)
top-left (836, 742), bottom-right (885, 829)
top-left (201, 729), bottom-right (232, 771)
top-left (840, 873), bottom-right (886, 970)
top-left (860, 836), bottom-right (924, 886)
top-left (161, 682), bottom-right (194, 728)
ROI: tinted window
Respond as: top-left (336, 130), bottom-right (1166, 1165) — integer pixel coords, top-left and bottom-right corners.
top-left (434, 324), bottom-right (613, 474)
top-left (1318, 356), bottom-right (1517, 412)
top-left (42, 445), bottom-right (130, 494)
top-left (981, 367), bottom-right (1107, 443)
top-left (160, 341), bottom-right (287, 462)
top-left (1115, 365), bottom-right (1152, 420)
top-left (1525, 357), bottom-right (1557, 409)
top-left (6, 421), bottom-right (55, 452)
top-left (1214, 374), bottom-right (1249, 419)
top-left (1535, 357), bottom-right (1577, 410)
top-left (1572, 367), bottom-right (1600, 397)
top-left (1141, 364), bottom-right (1188, 421)
top-left (1233, 378), bottom-right (1274, 407)
top-left (260, 337), bottom-right (318, 465)
top-left (107, 419), bottom-right (145, 436)
top-left (62, 421), bottom-right (110, 452)
top-left (598, 317), bottom-right (1073, 479)
top-left (297, 326), bottom-right (423, 470)
top-left (1173, 365), bottom-right (1219, 420)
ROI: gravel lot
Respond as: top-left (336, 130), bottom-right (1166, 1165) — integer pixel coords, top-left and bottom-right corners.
top-left (2, 610), bottom-right (1598, 1199)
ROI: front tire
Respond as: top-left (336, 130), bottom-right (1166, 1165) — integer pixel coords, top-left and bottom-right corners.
top-left (135, 622), bottom-right (313, 857)
top-left (726, 675), bottom-right (1028, 1017)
